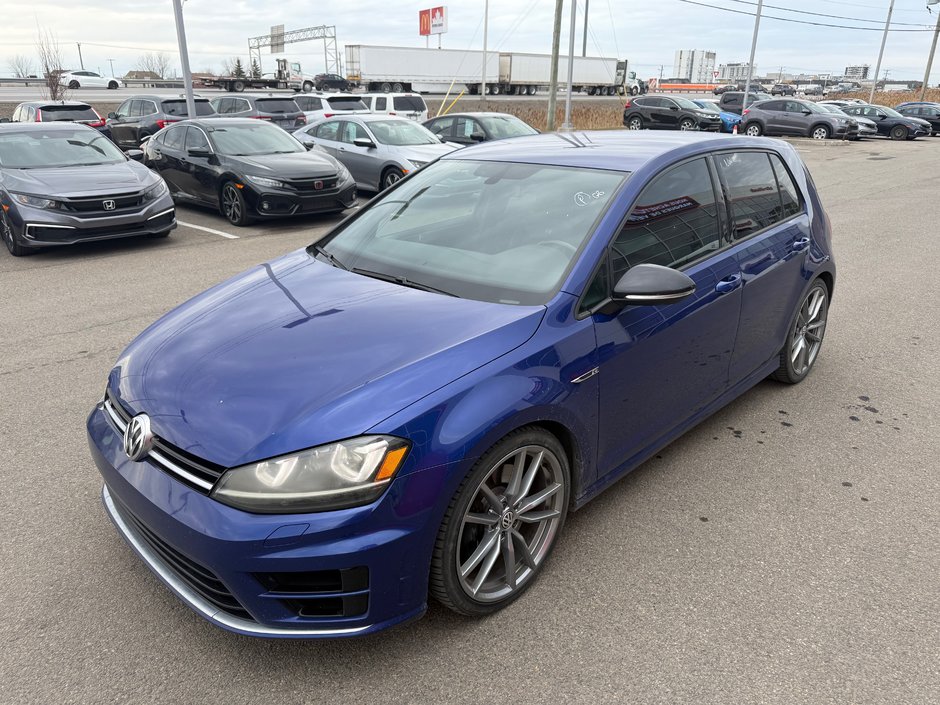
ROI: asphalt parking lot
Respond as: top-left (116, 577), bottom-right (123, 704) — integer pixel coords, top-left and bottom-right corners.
top-left (2, 136), bottom-right (938, 704)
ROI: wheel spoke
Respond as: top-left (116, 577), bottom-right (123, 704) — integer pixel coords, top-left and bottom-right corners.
top-left (465, 512), bottom-right (498, 526)
top-left (517, 508), bottom-right (561, 524)
top-left (505, 450), bottom-right (526, 500)
top-left (470, 534), bottom-right (502, 595)
top-left (805, 331), bottom-right (822, 343)
top-left (806, 320), bottom-right (826, 332)
top-left (500, 531), bottom-right (517, 590)
top-left (808, 292), bottom-right (825, 321)
top-left (797, 342), bottom-right (809, 373)
top-left (460, 529), bottom-right (500, 578)
top-left (510, 529), bottom-right (537, 569)
top-left (478, 484), bottom-right (504, 513)
top-left (791, 336), bottom-right (806, 363)
top-left (517, 482), bottom-right (561, 514)
top-left (516, 450), bottom-right (544, 503)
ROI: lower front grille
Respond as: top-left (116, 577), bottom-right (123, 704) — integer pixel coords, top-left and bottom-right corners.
top-left (256, 567), bottom-right (370, 619)
top-left (113, 495), bottom-right (253, 621)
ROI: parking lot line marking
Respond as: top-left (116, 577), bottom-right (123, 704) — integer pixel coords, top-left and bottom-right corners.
top-left (177, 221), bottom-right (240, 239)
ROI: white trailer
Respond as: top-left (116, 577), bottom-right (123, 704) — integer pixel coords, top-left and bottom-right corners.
top-left (498, 52), bottom-right (622, 96)
top-left (345, 45), bottom-right (499, 94)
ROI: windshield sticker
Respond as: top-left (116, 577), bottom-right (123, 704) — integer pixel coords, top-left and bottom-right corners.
top-left (574, 190), bottom-right (607, 207)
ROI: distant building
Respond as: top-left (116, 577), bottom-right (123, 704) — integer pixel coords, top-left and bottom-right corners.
top-left (123, 70), bottom-right (161, 80)
top-left (673, 49), bottom-right (717, 83)
top-left (718, 62), bottom-right (755, 81)
top-left (844, 65), bottom-right (871, 80)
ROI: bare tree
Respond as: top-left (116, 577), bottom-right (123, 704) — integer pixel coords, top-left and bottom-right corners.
top-left (136, 52), bottom-right (171, 78)
top-left (9, 54), bottom-right (35, 78)
top-left (36, 29), bottom-right (67, 101)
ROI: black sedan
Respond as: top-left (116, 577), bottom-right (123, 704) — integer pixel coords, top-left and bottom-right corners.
top-left (623, 96), bottom-right (722, 131)
top-left (839, 104), bottom-right (932, 140)
top-left (0, 123), bottom-right (175, 256)
top-left (143, 118), bottom-right (357, 226)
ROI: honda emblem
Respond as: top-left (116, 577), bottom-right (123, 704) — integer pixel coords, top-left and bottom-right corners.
top-left (102, 199), bottom-right (117, 211)
top-left (314, 180), bottom-right (324, 190)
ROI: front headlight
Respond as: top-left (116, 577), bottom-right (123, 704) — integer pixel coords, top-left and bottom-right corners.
top-left (837, 118), bottom-right (848, 124)
top-left (11, 193), bottom-right (59, 210)
top-left (335, 162), bottom-right (353, 182)
top-left (141, 179), bottom-right (168, 202)
top-left (409, 160), bottom-right (428, 170)
top-left (245, 175), bottom-right (286, 189)
top-left (211, 435), bottom-right (410, 514)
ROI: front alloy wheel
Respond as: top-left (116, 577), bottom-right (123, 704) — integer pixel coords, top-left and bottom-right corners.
top-left (812, 125), bottom-right (830, 140)
top-left (679, 118), bottom-right (696, 131)
top-left (430, 428), bottom-right (569, 615)
top-left (773, 280), bottom-right (829, 384)
top-left (382, 168), bottom-right (404, 190)
top-left (1, 209), bottom-right (28, 256)
top-left (221, 182), bottom-right (249, 226)
top-left (628, 116), bottom-right (643, 130)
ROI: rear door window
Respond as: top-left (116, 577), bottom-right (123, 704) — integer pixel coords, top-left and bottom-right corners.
top-left (374, 97), bottom-right (387, 111)
top-left (316, 121), bottom-right (342, 141)
top-left (715, 151), bottom-right (785, 239)
top-left (426, 116), bottom-right (455, 138)
top-left (769, 154), bottom-right (803, 219)
top-left (162, 125), bottom-right (187, 150)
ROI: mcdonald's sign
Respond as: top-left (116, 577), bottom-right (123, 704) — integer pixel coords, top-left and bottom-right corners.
top-left (419, 6), bottom-right (447, 36)
top-left (419, 9), bottom-right (432, 36)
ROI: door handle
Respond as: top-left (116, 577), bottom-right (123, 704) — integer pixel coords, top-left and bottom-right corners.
top-left (715, 274), bottom-right (742, 294)
top-left (338, 147), bottom-right (347, 152)
top-left (791, 237), bottom-right (811, 252)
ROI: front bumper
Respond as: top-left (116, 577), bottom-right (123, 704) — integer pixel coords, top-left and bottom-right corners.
top-left (87, 402), bottom-right (435, 638)
top-left (10, 193), bottom-right (176, 247)
top-left (244, 179), bottom-right (357, 218)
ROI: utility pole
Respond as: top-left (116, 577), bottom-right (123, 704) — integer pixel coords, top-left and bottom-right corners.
top-left (741, 0), bottom-right (763, 113)
top-left (77, 43), bottom-right (84, 70)
top-left (659, 65), bottom-right (664, 92)
top-left (481, 0), bottom-right (489, 107)
top-left (561, 0), bottom-right (577, 130)
top-left (171, 0), bottom-right (196, 119)
top-left (547, 0), bottom-right (564, 130)
top-left (778, 66), bottom-right (783, 82)
top-left (869, 0), bottom-right (895, 104)
top-left (108, 58), bottom-right (116, 77)
top-left (921, 7), bottom-right (940, 100)
top-left (582, 0), bottom-right (589, 57)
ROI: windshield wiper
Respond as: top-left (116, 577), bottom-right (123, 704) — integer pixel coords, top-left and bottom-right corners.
top-left (351, 267), bottom-right (457, 297)
top-left (312, 244), bottom-right (349, 270)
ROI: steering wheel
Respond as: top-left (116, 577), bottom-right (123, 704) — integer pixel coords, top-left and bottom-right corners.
top-left (538, 240), bottom-right (578, 256)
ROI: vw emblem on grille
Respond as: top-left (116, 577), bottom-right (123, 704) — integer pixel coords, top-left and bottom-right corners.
top-left (313, 180), bottom-right (324, 190)
top-left (123, 414), bottom-right (154, 462)
top-left (102, 199), bottom-right (117, 211)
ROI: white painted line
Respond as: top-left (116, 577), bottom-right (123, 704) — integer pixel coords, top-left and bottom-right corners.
top-left (177, 220), bottom-right (239, 239)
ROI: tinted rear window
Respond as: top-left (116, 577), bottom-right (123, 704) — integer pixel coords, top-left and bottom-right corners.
top-left (393, 96), bottom-right (426, 112)
top-left (327, 96), bottom-right (367, 110)
top-left (294, 96), bottom-right (323, 111)
top-left (255, 99), bottom-right (300, 114)
top-left (36, 105), bottom-right (97, 121)
top-left (161, 100), bottom-right (215, 116)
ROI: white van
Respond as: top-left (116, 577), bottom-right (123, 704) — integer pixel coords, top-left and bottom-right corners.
top-left (359, 93), bottom-right (429, 122)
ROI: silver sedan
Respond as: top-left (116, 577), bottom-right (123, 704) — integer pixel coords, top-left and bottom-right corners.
top-left (293, 115), bottom-right (459, 191)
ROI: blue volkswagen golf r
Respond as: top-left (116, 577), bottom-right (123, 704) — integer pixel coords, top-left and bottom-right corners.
top-left (88, 131), bottom-right (835, 638)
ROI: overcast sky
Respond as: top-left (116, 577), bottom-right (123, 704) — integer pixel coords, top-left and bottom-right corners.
top-left (5, 0), bottom-right (940, 82)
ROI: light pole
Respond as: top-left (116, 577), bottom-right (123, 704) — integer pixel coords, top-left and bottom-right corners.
top-left (582, 0), bottom-right (589, 57)
top-left (547, 0), bottom-right (564, 130)
top-left (76, 43), bottom-right (84, 70)
top-left (921, 5), bottom-right (940, 100)
top-left (561, 0), bottom-right (577, 130)
top-left (741, 0), bottom-right (763, 113)
top-left (171, 0), bottom-right (196, 118)
top-left (869, 0), bottom-right (895, 104)
top-left (481, 0), bottom-right (489, 105)
top-left (108, 58), bottom-right (116, 78)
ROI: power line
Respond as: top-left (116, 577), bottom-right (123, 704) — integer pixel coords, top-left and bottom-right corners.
top-left (720, 0), bottom-right (933, 27)
top-left (677, 0), bottom-right (938, 31)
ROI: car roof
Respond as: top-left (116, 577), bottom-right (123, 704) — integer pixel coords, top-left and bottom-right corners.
top-left (123, 94), bottom-right (210, 103)
top-left (440, 130), bottom-right (786, 172)
top-left (15, 100), bottom-right (92, 108)
top-left (0, 122), bottom-right (96, 133)
top-left (427, 112), bottom-right (523, 119)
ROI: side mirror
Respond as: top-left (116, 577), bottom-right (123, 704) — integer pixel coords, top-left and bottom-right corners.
top-left (125, 149), bottom-right (145, 162)
top-left (802, 109), bottom-right (812, 115)
top-left (669, 105), bottom-right (679, 111)
top-left (878, 114), bottom-right (887, 120)
top-left (108, 112), bottom-right (118, 120)
top-left (470, 132), bottom-right (486, 142)
top-left (187, 148), bottom-right (212, 158)
top-left (353, 137), bottom-right (376, 149)
top-left (612, 263), bottom-right (696, 306)
top-left (303, 142), bottom-right (315, 150)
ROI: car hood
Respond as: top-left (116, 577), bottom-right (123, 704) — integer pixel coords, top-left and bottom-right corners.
top-left (390, 143), bottom-right (459, 161)
top-left (906, 117), bottom-right (932, 128)
top-left (3, 161), bottom-right (156, 196)
top-left (110, 249), bottom-right (545, 467)
top-left (224, 152), bottom-right (339, 178)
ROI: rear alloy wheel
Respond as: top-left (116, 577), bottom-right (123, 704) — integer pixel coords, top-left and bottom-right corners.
top-left (382, 168), bottom-right (404, 190)
top-left (220, 182), bottom-right (250, 226)
top-left (811, 125), bottom-right (831, 140)
top-left (108, 81), bottom-right (119, 90)
top-left (627, 116), bottom-right (643, 130)
top-left (1, 210), bottom-right (30, 256)
top-left (890, 125), bottom-right (908, 141)
top-left (772, 280), bottom-right (829, 384)
top-left (430, 428), bottom-right (570, 616)
top-left (744, 123), bottom-right (762, 137)
top-left (679, 118), bottom-right (696, 131)
top-left (69, 80), bottom-right (80, 89)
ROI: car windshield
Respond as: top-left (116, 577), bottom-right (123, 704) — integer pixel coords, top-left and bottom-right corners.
top-left (816, 104), bottom-right (842, 114)
top-left (35, 105), bottom-right (97, 121)
top-left (207, 123), bottom-right (304, 155)
top-left (314, 159), bottom-right (628, 305)
top-left (0, 128), bottom-right (126, 168)
top-left (255, 98), bottom-right (300, 114)
top-left (477, 115), bottom-right (539, 138)
top-left (673, 97), bottom-right (702, 110)
top-left (693, 102), bottom-right (720, 114)
top-left (327, 96), bottom-right (368, 110)
top-left (162, 100), bottom-right (215, 117)
top-left (368, 120), bottom-right (440, 145)
top-left (878, 106), bottom-right (904, 118)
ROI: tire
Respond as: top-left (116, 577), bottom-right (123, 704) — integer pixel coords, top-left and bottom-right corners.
top-left (108, 81), bottom-right (119, 90)
top-left (232, 80), bottom-right (245, 93)
top-left (381, 82), bottom-right (392, 93)
top-left (679, 118), bottom-right (696, 131)
top-left (220, 182), bottom-right (250, 226)
top-left (1, 210), bottom-right (30, 256)
top-left (890, 125), bottom-right (908, 141)
top-left (811, 124), bottom-right (831, 140)
top-left (69, 80), bottom-right (80, 89)
top-left (392, 82), bottom-right (404, 93)
top-left (302, 81), bottom-right (313, 93)
top-left (772, 280), bottom-right (829, 384)
top-left (744, 122), bottom-right (762, 137)
top-left (381, 167), bottom-right (405, 190)
top-left (489, 84), bottom-right (500, 95)
top-left (527, 86), bottom-right (537, 96)
top-left (630, 85), bottom-right (639, 96)
top-left (626, 115), bottom-right (643, 130)
top-left (588, 87), bottom-right (596, 96)
top-left (429, 427), bottom-right (570, 616)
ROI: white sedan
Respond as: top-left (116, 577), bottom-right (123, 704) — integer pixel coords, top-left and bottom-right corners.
top-left (58, 71), bottom-right (121, 90)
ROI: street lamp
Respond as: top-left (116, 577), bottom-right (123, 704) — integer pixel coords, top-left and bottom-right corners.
top-left (171, 0), bottom-right (196, 118)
